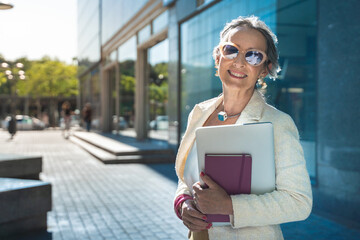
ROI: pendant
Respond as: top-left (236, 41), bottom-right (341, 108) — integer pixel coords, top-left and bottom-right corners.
top-left (218, 111), bottom-right (228, 121)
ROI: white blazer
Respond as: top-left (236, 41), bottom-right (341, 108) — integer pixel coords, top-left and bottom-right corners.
top-left (175, 90), bottom-right (312, 240)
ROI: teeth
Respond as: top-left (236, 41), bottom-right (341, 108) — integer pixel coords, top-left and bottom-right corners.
top-left (229, 70), bottom-right (246, 78)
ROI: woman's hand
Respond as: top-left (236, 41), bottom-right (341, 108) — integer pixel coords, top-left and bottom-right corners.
top-left (192, 172), bottom-right (234, 215)
top-left (181, 199), bottom-right (212, 232)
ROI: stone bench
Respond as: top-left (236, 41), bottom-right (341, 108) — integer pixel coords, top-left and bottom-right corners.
top-left (0, 178), bottom-right (52, 238)
top-left (0, 154), bottom-right (42, 180)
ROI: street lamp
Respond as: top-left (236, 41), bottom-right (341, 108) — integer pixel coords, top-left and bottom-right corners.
top-left (0, 1), bottom-right (13, 10)
top-left (0, 61), bottom-right (26, 114)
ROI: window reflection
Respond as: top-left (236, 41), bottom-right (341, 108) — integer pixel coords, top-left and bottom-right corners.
top-left (77, 0), bottom-right (100, 75)
top-left (116, 37), bottom-right (137, 137)
top-left (79, 68), bottom-right (101, 130)
top-left (138, 25), bottom-right (151, 44)
top-left (148, 39), bottom-right (169, 141)
top-left (153, 11), bottom-right (168, 34)
top-left (101, 0), bottom-right (148, 43)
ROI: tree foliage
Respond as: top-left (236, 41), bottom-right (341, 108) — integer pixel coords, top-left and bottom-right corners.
top-left (149, 62), bottom-right (168, 103)
top-left (120, 74), bottom-right (135, 94)
top-left (16, 57), bottom-right (78, 97)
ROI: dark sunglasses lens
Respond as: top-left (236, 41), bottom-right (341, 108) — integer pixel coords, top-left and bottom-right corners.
top-left (222, 45), bottom-right (238, 59)
top-left (245, 51), bottom-right (264, 65)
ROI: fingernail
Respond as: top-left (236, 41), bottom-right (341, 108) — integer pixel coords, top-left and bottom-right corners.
top-left (200, 172), bottom-right (205, 176)
top-left (202, 216), bottom-right (207, 220)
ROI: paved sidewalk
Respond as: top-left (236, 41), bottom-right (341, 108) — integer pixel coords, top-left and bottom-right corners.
top-left (0, 130), bottom-right (360, 240)
top-left (0, 130), bottom-right (187, 240)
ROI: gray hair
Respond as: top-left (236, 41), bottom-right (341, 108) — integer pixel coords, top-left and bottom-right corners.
top-left (213, 16), bottom-right (280, 79)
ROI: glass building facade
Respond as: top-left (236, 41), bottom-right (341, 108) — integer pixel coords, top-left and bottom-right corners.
top-left (77, 0), bottom-right (101, 73)
top-left (77, 0), bottom-right (360, 225)
top-left (77, 0), bottom-right (317, 176)
top-left (101, 0), bottom-right (148, 44)
top-left (77, 0), bottom-right (102, 129)
top-left (77, 1), bottom-right (316, 176)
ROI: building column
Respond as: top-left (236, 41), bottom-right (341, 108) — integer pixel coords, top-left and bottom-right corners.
top-left (101, 66), bottom-right (111, 132)
top-left (135, 48), bottom-right (149, 140)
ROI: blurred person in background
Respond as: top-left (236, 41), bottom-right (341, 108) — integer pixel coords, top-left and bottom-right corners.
top-left (42, 112), bottom-right (49, 128)
top-left (61, 101), bottom-right (72, 138)
top-left (82, 102), bottom-right (92, 132)
top-left (8, 115), bottom-right (17, 139)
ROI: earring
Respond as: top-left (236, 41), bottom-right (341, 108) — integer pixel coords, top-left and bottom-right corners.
top-left (214, 65), bottom-right (219, 77)
top-left (257, 76), bottom-right (267, 89)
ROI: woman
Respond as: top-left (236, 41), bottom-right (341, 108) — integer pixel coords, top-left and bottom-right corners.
top-left (174, 16), bottom-right (312, 240)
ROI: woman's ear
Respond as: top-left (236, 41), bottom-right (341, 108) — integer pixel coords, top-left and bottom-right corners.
top-left (263, 62), bottom-right (272, 77)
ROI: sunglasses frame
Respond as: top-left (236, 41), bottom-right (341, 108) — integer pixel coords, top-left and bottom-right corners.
top-left (219, 42), bottom-right (267, 66)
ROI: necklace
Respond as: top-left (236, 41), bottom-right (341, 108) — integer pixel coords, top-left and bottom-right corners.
top-left (218, 110), bottom-right (241, 121)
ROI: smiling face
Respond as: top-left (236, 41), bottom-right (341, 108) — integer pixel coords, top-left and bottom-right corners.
top-left (217, 26), bottom-right (270, 91)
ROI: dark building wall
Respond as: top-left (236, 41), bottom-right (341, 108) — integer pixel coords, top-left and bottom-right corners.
top-left (316, 0), bottom-right (360, 224)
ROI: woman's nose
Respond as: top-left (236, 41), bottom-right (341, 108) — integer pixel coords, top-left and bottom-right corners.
top-left (232, 52), bottom-right (246, 67)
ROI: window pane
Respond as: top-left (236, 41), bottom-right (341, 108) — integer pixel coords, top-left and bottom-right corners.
top-left (117, 36), bottom-right (136, 136)
top-left (148, 39), bottom-right (169, 141)
top-left (153, 11), bottom-right (168, 34)
top-left (138, 25), bottom-right (151, 44)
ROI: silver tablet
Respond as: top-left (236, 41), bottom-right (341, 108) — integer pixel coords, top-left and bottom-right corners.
top-left (195, 122), bottom-right (275, 195)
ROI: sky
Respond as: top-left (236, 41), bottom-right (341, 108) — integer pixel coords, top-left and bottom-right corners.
top-left (0, 0), bottom-right (77, 64)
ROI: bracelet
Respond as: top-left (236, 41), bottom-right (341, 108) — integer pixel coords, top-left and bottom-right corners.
top-left (174, 194), bottom-right (193, 219)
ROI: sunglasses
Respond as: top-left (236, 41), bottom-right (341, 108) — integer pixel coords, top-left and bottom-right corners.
top-left (219, 42), bottom-right (267, 66)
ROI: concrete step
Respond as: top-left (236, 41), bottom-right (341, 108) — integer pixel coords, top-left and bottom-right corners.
top-left (73, 132), bottom-right (139, 155)
top-left (69, 135), bottom-right (175, 164)
top-left (0, 154), bottom-right (42, 180)
top-left (0, 178), bottom-right (52, 237)
top-left (72, 131), bottom-right (174, 156)
top-left (69, 136), bottom-right (117, 162)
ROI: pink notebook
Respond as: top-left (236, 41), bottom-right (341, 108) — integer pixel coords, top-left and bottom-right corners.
top-left (204, 153), bottom-right (252, 223)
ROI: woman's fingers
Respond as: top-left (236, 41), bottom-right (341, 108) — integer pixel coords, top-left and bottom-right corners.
top-left (183, 199), bottom-right (206, 219)
top-left (183, 216), bottom-right (210, 231)
top-left (182, 199), bottom-right (211, 231)
top-left (183, 214), bottom-right (211, 232)
top-left (200, 172), bottom-right (219, 189)
top-left (192, 175), bottom-right (233, 215)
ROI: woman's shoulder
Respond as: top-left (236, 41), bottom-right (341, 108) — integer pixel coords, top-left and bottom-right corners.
top-left (262, 103), bottom-right (296, 129)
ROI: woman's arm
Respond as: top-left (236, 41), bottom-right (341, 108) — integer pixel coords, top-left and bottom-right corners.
top-left (174, 179), bottom-right (211, 231)
top-left (229, 114), bottom-right (312, 228)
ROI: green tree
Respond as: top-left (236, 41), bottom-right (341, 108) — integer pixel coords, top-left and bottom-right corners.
top-left (17, 57), bottom-right (78, 97)
top-left (148, 62), bottom-right (168, 117)
top-left (15, 57), bottom-right (78, 126)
